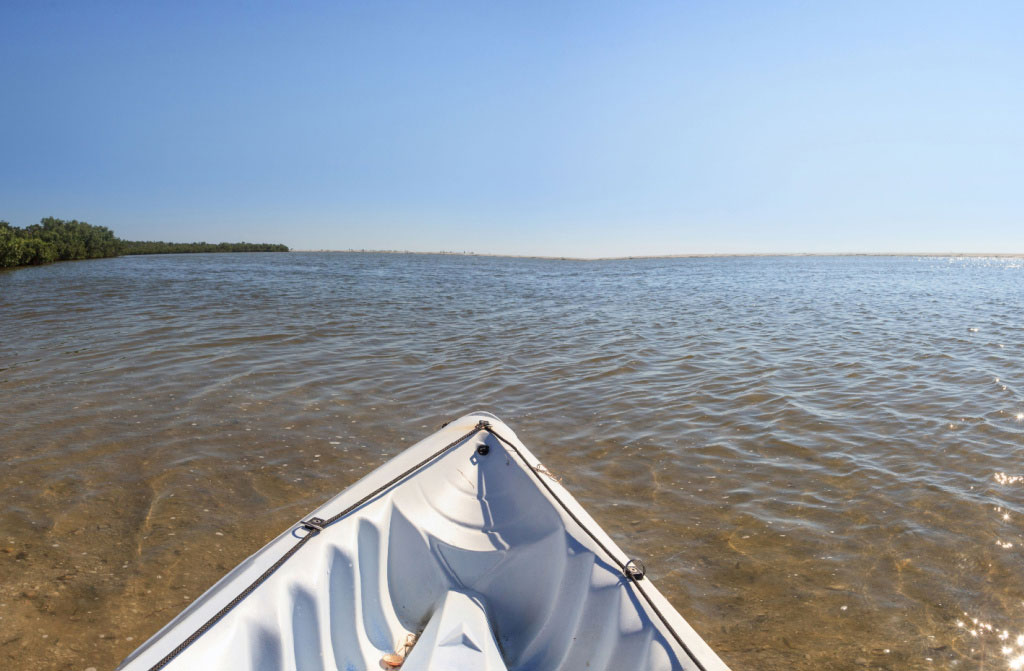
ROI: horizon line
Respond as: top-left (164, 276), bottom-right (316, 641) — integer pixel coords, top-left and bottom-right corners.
top-left (287, 249), bottom-right (1024, 261)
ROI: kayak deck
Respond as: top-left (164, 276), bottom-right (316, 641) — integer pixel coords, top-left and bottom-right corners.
top-left (118, 412), bottom-right (730, 671)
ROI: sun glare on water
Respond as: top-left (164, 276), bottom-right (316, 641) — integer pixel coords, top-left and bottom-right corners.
top-left (955, 618), bottom-right (1024, 669)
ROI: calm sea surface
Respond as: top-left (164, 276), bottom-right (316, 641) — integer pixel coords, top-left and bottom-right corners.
top-left (2, 253), bottom-right (1023, 671)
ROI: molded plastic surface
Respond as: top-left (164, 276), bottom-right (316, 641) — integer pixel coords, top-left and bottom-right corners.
top-left (402, 590), bottom-right (507, 670)
top-left (118, 412), bottom-right (731, 671)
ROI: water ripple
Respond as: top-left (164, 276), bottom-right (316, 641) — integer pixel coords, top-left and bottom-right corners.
top-left (2, 254), bottom-right (1024, 670)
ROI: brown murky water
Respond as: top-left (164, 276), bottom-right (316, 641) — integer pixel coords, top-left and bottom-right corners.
top-left (2, 253), bottom-right (1023, 671)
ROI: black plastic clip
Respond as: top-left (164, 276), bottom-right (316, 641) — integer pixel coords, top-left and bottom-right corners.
top-left (624, 558), bottom-right (646, 581)
top-left (301, 517), bottom-right (326, 533)
top-left (476, 420), bottom-right (492, 430)
top-left (477, 442), bottom-right (490, 456)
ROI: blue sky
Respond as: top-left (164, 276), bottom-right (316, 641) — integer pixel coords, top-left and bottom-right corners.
top-left (1, 1), bottom-right (1021, 257)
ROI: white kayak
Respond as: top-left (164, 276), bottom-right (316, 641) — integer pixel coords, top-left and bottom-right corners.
top-left (118, 412), bottom-right (731, 671)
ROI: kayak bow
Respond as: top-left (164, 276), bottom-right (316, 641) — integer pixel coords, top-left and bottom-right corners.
top-left (118, 412), bottom-right (731, 671)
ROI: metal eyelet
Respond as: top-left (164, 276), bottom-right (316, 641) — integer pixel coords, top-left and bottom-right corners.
top-left (301, 517), bottom-right (326, 532)
top-left (624, 558), bottom-right (646, 580)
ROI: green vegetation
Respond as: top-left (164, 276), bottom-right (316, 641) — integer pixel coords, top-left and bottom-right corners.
top-left (119, 240), bottom-right (289, 255)
top-left (1, 218), bottom-right (121, 267)
top-left (0, 218), bottom-right (289, 269)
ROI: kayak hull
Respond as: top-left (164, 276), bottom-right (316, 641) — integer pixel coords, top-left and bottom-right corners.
top-left (118, 412), bottom-right (730, 671)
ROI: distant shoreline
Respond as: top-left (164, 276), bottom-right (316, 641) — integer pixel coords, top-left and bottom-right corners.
top-left (1, 217), bottom-right (288, 269)
top-left (288, 249), bottom-right (1024, 262)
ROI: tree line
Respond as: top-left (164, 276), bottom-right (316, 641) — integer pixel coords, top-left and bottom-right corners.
top-left (118, 240), bottom-right (290, 255)
top-left (0, 218), bottom-right (289, 269)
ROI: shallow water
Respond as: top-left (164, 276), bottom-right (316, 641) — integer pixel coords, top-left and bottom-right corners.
top-left (2, 253), bottom-right (1023, 671)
